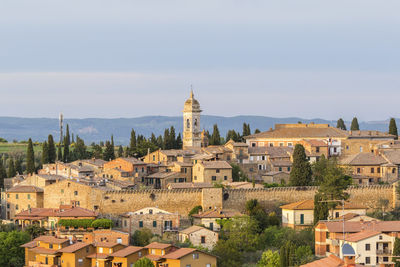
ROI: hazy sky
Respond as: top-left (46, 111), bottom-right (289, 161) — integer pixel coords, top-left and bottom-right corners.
top-left (1, 0), bottom-right (399, 121)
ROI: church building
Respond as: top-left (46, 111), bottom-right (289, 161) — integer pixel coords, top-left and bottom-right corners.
top-left (183, 90), bottom-right (202, 150)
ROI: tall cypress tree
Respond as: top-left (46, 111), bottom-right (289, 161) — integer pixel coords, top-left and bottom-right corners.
top-left (57, 145), bottom-right (62, 161)
top-left (210, 124), bottom-right (221, 145)
top-left (110, 135), bottom-right (115, 159)
top-left (129, 129), bottom-right (137, 156)
top-left (350, 117), bottom-right (360, 131)
top-left (62, 136), bottom-right (69, 163)
top-left (75, 136), bottom-right (87, 160)
top-left (169, 126), bottom-right (176, 149)
top-left (103, 141), bottom-right (115, 161)
top-left (7, 158), bottom-right (16, 178)
top-left (41, 141), bottom-right (49, 165)
top-left (242, 123), bottom-right (251, 137)
top-left (0, 160), bottom-right (6, 188)
top-left (163, 128), bottom-right (170, 149)
top-left (336, 118), bottom-right (347, 130)
top-left (26, 138), bottom-right (35, 174)
top-left (47, 135), bottom-right (56, 163)
top-left (117, 145), bottom-right (124, 158)
top-left (176, 133), bottom-right (182, 149)
top-left (15, 159), bottom-right (22, 175)
top-left (65, 124), bottom-right (71, 146)
top-left (389, 118), bottom-right (398, 139)
top-left (289, 144), bottom-right (312, 186)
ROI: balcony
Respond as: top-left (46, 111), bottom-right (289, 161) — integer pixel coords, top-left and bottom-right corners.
top-left (376, 249), bottom-right (392, 255)
top-left (28, 261), bottom-right (59, 267)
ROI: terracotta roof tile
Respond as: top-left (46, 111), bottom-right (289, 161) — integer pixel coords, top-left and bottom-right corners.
top-left (322, 221), bottom-right (400, 233)
top-left (34, 236), bottom-right (69, 244)
top-left (340, 153), bottom-right (387, 165)
top-left (110, 246), bottom-right (144, 257)
top-left (280, 200), bottom-right (366, 210)
top-left (21, 240), bottom-right (37, 248)
top-left (339, 230), bottom-right (381, 242)
top-left (30, 247), bottom-right (60, 255)
top-left (94, 242), bottom-right (123, 248)
top-left (144, 242), bottom-right (172, 249)
top-left (180, 226), bottom-right (209, 235)
top-left (163, 248), bottom-right (196, 259)
top-left (192, 209), bottom-right (243, 219)
top-left (58, 242), bottom-right (91, 253)
top-left (7, 185), bottom-right (43, 193)
top-left (87, 253), bottom-right (110, 259)
top-left (57, 206), bottom-right (97, 217)
top-left (301, 254), bottom-right (344, 267)
top-left (200, 161), bottom-right (232, 169)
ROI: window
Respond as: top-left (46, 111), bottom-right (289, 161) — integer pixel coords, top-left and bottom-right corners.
top-left (74, 191), bottom-right (78, 196)
top-left (139, 251), bottom-right (142, 257)
top-left (124, 220), bottom-right (127, 227)
top-left (279, 143), bottom-right (284, 147)
top-left (99, 247), bottom-right (103, 253)
top-left (28, 204), bottom-right (31, 209)
top-left (383, 257), bottom-right (389, 262)
top-left (365, 244), bottom-right (370, 251)
top-left (187, 119), bottom-right (190, 128)
top-left (393, 168), bottom-right (396, 174)
top-left (212, 176), bottom-right (216, 181)
top-left (252, 143), bottom-right (256, 147)
top-left (333, 147), bottom-right (337, 153)
top-left (15, 194), bottom-right (18, 199)
top-left (194, 176), bottom-right (197, 180)
top-left (360, 146), bottom-right (363, 152)
top-left (193, 253), bottom-right (199, 259)
top-left (279, 167), bottom-right (282, 172)
top-left (117, 238), bottom-right (122, 244)
top-left (49, 244), bottom-right (53, 249)
top-left (151, 249), bottom-right (155, 254)
top-left (377, 167), bottom-right (381, 173)
top-left (379, 235), bottom-right (383, 240)
top-left (288, 143), bottom-right (293, 147)
top-left (269, 143), bottom-right (274, 147)
top-left (149, 209), bottom-right (153, 214)
top-left (359, 179), bottom-right (362, 184)
top-left (27, 194), bottom-right (30, 200)
top-left (224, 176), bottom-right (228, 180)
top-left (365, 257), bottom-right (370, 264)
top-left (61, 189), bottom-right (64, 193)
top-left (287, 167), bottom-right (291, 171)
top-left (326, 245), bottom-right (330, 252)
top-left (142, 167), bottom-right (144, 172)
top-left (186, 265), bottom-right (191, 267)
top-left (300, 214), bottom-right (304, 224)
top-left (153, 221), bottom-right (157, 227)
top-left (316, 147), bottom-right (320, 153)
top-left (371, 168), bottom-right (375, 173)
top-left (206, 265), bottom-right (211, 267)
top-left (335, 212), bottom-right (339, 218)
top-left (357, 168), bottom-right (361, 174)
top-left (16, 204), bottom-right (18, 210)
top-left (261, 156), bottom-right (265, 160)
top-left (135, 168), bottom-right (138, 172)
top-left (194, 119), bottom-right (198, 127)
top-left (201, 236), bottom-right (206, 243)
top-left (216, 169), bottom-right (220, 173)
top-left (139, 221), bottom-right (143, 228)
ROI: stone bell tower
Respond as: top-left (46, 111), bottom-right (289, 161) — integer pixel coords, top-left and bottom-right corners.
top-left (183, 90), bottom-right (202, 150)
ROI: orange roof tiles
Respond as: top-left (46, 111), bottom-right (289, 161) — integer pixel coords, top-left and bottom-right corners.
top-left (163, 248), bottom-right (196, 259)
top-left (58, 242), bottom-right (91, 253)
top-left (34, 236), bottom-right (69, 244)
top-left (341, 230), bottom-right (381, 242)
top-left (280, 200), bottom-right (366, 210)
top-left (110, 246), bottom-right (144, 257)
top-left (7, 185), bottom-right (43, 193)
top-left (301, 254), bottom-right (344, 267)
top-left (144, 242), bottom-right (172, 249)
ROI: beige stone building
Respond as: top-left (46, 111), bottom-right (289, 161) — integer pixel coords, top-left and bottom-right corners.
top-left (341, 130), bottom-right (396, 156)
top-left (121, 207), bottom-right (180, 236)
top-left (4, 185), bottom-right (44, 219)
top-left (193, 161), bottom-right (232, 184)
top-left (182, 90), bottom-right (202, 150)
top-left (178, 225), bottom-right (218, 250)
top-left (192, 209), bottom-right (242, 231)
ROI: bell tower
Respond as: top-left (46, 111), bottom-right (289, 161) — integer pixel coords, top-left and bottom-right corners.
top-left (183, 89), bottom-right (202, 150)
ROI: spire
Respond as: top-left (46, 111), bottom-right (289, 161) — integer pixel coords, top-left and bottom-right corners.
top-left (190, 85), bottom-right (194, 98)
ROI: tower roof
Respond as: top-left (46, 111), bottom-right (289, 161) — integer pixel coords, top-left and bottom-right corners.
top-left (184, 90), bottom-right (201, 112)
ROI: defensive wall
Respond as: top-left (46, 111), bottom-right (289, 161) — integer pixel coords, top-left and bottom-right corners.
top-left (44, 180), bottom-right (397, 217)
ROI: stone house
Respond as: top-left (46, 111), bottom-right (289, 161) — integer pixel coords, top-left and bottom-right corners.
top-left (103, 157), bottom-right (148, 180)
top-left (280, 199), bottom-right (367, 229)
top-left (4, 185), bottom-right (44, 220)
top-left (192, 161), bottom-right (232, 184)
top-left (192, 209), bottom-right (242, 231)
top-left (121, 207), bottom-right (180, 236)
top-left (341, 130), bottom-right (396, 156)
top-left (20, 174), bottom-right (64, 188)
top-left (144, 171), bottom-right (188, 189)
top-left (178, 225), bottom-right (219, 250)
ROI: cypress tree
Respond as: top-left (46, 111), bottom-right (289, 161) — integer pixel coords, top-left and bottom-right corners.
top-left (63, 136), bottom-right (69, 163)
top-left (254, 129), bottom-right (261, 134)
top-left (350, 117), bottom-right (360, 131)
top-left (103, 141), bottom-right (115, 161)
top-left (163, 128), bottom-right (170, 149)
top-left (110, 135), bottom-right (115, 159)
top-left (7, 158), bottom-right (16, 178)
top-left (57, 145), bottom-right (62, 161)
top-left (289, 144), bottom-right (312, 186)
top-left (47, 135), bottom-right (56, 163)
top-left (389, 118), bottom-right (398, 139)
top-left (41, 141), bottom-right (49, 165)
top-left (150, 133), bottom-right (157, 147)
top-left (210, 124), bottom-right (221, 145)
top-left (336, 118), bottom-right (347, 130)
top-left (65, 124), bottom-right (71, 146)
top-left (15, 159), bottom-right (22, 175)
top-left (71, 133), bottom-right (75, 144)
top-left (26, 138), bottom-right (35, 174)
top-left (129, 129), bottom-right (137, 156)
top-left (176, 133), bottom-right (182, 148)
top-left (75, 136), bottom-right (87, 159)
top-left (242, 123), bottom-right (251, 137)
top-left (156, 135), bottom-right (163, 148)
top-left (0, 160), bottom-right (6, 188)
top-left (169, 126), bottom-right (176, 149)
top-left (117, 145), bottom-right (123, 158)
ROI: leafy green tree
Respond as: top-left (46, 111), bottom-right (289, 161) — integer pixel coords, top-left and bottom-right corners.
top-left (336, 118), bottom-right (347, 130)
top-left (350, 117), bottom-right (360, 131)
top-left (245, 199), bottom-right (270, 232)
top-left (26, 138), bottom-right (35, 174)
top-left (231, 163), bottom-right (247, 182)
top-left (0, 231), bottom-right (30, 267)
top-left (313, 193), bottom-right (329, 225)
top-left (257, 250), bottom-right (280, 267)
top-left (92, 144), bottom-right (103, 159)
top-left (393, 237), bottom-right (400, 267)
top-left (7, 158), bottom-right (16, 178)
top-left (134, 257), bottom-right (155, 267)
top-left (132, 229), bottom-right (154, 246)
top-left (210, 124), bottom-right (221, 145)
top-left (41, 141), bottom-right (49, 165)
top-left (57, 145), bottom-right (62, 161)
top-left (24, 224), bottom-right (46, 239)
top-left (279, 241), bottom-right (296, 267)
top-left (254, 129), bottom-right (261, 134)
top-left (289, 144), bottom-right (312, 186)
top-left (14, 159), bottom-right (22, 175)
top-left (47, 135), bottom-right (56, 163)
top-left (295, 245), bottom-right (314, 265)
top-left (389, 118), bottom-right (398, 139)
top-left (311, 154), bottom-right (328, 185)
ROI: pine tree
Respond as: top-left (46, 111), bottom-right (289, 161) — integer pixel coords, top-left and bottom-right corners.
top-left (176, 133), bottom-right (182, 149)
top-left (47, 135), bottom-right (56, 163)
top-left (163, 128), bottom-right (170, 149)
top-left (210, 124), bottom-right (221, 145)
top-left (336, 118), bottom-right (347, 130)
top-left (63, 136), bottom-right (70, 163)
top-left (289, 144), bottom-right (312, 186)
top-left (117, 145), bottom-right (123, 158)
top-left (26, 138), bottom-right (36, 174)
top-left (129, 129), bottom-right (137, 156)
top-left (389, 118), bottom-right (398, 139)
top-left (41, 141), bottom-right (49, 165)
top-left (350, 117), bottom-right (360, 131)
top-left (169, 126), bottom-right (176, 149)
top-left (7, 158), bottom-right (16, 178)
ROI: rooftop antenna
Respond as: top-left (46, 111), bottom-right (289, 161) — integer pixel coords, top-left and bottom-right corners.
top-left (59, 113), bottom-right (64, 144)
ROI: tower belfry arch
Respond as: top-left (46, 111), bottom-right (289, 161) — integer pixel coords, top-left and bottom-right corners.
top-left (182, 89), bottom-right (202, 150)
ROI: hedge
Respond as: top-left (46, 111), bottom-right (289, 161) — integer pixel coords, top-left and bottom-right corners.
top-left (58, 218), bottom-right (113, 229)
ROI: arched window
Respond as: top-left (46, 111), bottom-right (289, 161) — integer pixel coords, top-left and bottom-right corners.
top-left (187, 119), bottom-right (190, 129)
top-left (194, 119), bottom-right (198, 127)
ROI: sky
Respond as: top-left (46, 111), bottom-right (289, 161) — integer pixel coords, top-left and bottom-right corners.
top-left (0, 0), bottom-right (399, 121)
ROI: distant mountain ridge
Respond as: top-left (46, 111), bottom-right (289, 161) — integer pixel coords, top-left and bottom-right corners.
top-left (0, 116), bottom-right (395, 145)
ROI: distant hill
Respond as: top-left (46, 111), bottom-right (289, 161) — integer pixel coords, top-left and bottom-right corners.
top-left (0, 116), bottom-right (395, 145)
